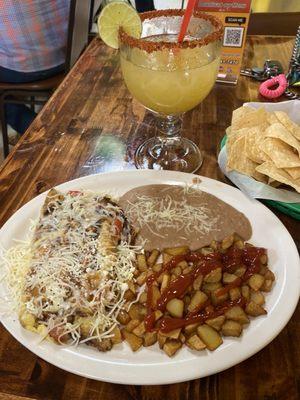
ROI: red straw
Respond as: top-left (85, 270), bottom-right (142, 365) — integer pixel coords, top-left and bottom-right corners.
top-left (178, 0), bottom-right (197, 42)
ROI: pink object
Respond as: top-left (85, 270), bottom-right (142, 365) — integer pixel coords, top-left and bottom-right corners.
top-left (259, 74), bottom-right (288, 99)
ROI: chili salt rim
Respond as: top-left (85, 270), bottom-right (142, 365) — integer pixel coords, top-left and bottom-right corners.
top-left (119, 9), bottom-right (224, 53)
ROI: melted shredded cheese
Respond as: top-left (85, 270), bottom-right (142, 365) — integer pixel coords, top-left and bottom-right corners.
top-left (1, 190), bottom-right (141, 346)
top-left (125, 192), bottom-right (219, 237)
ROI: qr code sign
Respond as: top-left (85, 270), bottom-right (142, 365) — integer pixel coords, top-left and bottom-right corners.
top-left (223, 26), bottom-right (244, 47)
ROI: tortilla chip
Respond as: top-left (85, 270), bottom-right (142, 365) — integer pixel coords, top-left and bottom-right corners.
top-left (253, 170), bottom-right (268, 183)
top-left (256, 162), bottom-right (300, 193)
top-left (285, 167), bottom-right (300, 180)
top-left (259, 137), bottom-right (300, 168)
top-left (227, 135), bottom-right (267, 182)
top-left (265, 123), bottom-right (300, 155)
top-left (244, 126), bottom-right (268, 164)
top-left (266, 112), bottom-right (280, 125)
top-left (226, 126), bottom-right (232, 137)
top-left (227, 135), bottom-right (257, 175)
top-left (227, 128), bottom-right (248, 154)
top-left (231, 107), bottom-right (268, 131)
top-left (231, 106), bottom-right (254, 127)
top-left (274, 111), bottom-right (300, 141)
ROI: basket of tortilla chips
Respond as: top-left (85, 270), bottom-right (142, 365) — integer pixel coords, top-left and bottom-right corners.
top-left (219, 100), bottom-right (300, 219)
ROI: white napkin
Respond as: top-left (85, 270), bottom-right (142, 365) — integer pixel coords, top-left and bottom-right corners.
top-left (218, 100), bottom-right (300, 204)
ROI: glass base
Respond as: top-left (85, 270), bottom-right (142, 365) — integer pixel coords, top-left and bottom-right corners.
top-left (134, 136), bottom-right (203, 173)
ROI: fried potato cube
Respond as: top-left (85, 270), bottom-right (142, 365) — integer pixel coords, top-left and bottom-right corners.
top-left (234, 240), bottom-right (245, 249)
top-left (160, 328), bottom-right (181, 339)
top-left (123, 330), bottom-right (143, 351)
top-left (183, 266), bottom-right (193, 275)
top-left (197, 325), bottom-right (223, 351)
top-left (127, 281), bottom-right (136, 293)
top-left (222, 320), bottom-right (242, 337)
top-left (204, 267), bottom-right (222, 283)
top-left (248, 274), bottom-right (265, 291)
top-left (148, 285), bottom-right (161, 309)
top-left (163, 339), bottom-right (182, 357)
top-left (211, 289), bottom-right (228, 306)
top-left (241, 285), bottom-right (250, 301)
top-left (187, 290), bottom-right (208, 313)
top-left (193, 274), bottom-right (203, 291)
top-left (125, 319), bottom-right (140, 333)
top-left (117, 309), bottom-right (131, 325)
top-left (186, 334), bottom-right (206, 351)
top-left (144, 331), bottom-right (157, 347)
top-left (136, 271), bottom-right (147, 286)
top-left (260, 254), bottom-right (268, 265)
top-left (96, 338), bottom-right (113, 352)
top-left (202, 282), bottom-right (222, 295)
top-left (137, 254), bottom-right (148, 272)
top-left (157, 332), bottom-right (167, 348)
top-left (184, 323), bottom-right (199, 336)
top-left (154, 310), bottom-right (163, 321)
top-left (128, 304), bottom-right (147, 321)
top-left (36, 324), bottom-right (48, 337)
top-left (179, 333), bottom-right (186, 343)
top-left (210, 240), bottom-right (219, 250)
top-left (234, 266), bottom-right (246, 277)
top-left (147, 250), bottom-right (160, 267)
top-left (111, 326), bottom-right (122, 344)
top-left (76, 316), bottom-right (93, 337)
top-left (173, 266), bottom-right (182, 277)
top-left (163, 252), bottom-right (173, 265)
top-left (152, 263), bottom-right (162, 273)
top-left (206, 315), bottom-right (225, 331)
top-left (201, 247), bottom-right (214, 255)
top-left (265, 269), bottom-right (275, 281)
top-left (161, 273), bottom-right (170, 292)
top-left (229, 287), bottom-right (241, 301)
top-left (259, 265), bottom-right (268, 275)
top-left (261, 279), bottom-right (273, 292)
top-left (139, 292), bottom-right (147, 304)
top-left (124, 289), bottom-right (135, 301)
top-left (245, 301), bottom-right (267, 317)
top-left (166, 298), bottom-right (184, 318)
top-left (164, 246), bottom-right (189, 256)
top-left (250, 291), bottom-right (265, 306)
top-left (223, 272), bottom-right (238, 284)
top-left (132, 322), bottom-right (146, 337)
top-left (183, 295), bottom-right (191, 309)
top-left (157, 273), bottom-right (164, 284)
top-left (177, 260), bottom-right (189, 270)
top-left (221, 235), bottom-right (234, 250)
top-left (20, 312), bottom-right (36, 329)
top-left (225, 306), bottom-right (249, 325)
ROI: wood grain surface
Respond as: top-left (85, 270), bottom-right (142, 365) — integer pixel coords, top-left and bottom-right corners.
top-left (0, 36), bottom-right (299, 400)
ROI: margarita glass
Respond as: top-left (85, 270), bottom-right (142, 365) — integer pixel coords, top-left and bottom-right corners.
top-left (119, 9), bottom-right (223, 172)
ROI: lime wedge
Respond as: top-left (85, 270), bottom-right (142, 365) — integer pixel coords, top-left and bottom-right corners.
top-left (98, 2), bottom-right (142, 49)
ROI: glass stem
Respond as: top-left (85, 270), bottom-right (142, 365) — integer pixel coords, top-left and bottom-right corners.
top-left (157, 115), bottom-right (182, 139)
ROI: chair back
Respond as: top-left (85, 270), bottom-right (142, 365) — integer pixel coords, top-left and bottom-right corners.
top-left (65, 0), bottom-right (92, 71)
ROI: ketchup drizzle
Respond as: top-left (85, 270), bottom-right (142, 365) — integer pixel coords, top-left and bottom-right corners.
top-left (144, 245), bottom-right (266, 333)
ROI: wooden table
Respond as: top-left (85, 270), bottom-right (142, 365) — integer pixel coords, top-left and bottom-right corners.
top-left (0, 36), bottom-right (299, 400)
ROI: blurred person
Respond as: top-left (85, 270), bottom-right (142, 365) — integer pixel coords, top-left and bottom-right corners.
top-left (0, 0), bottom-right (70, 135)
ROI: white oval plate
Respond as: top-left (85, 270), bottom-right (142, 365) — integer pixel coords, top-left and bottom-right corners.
top-left (0, 170), bottom-right (299, 385)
